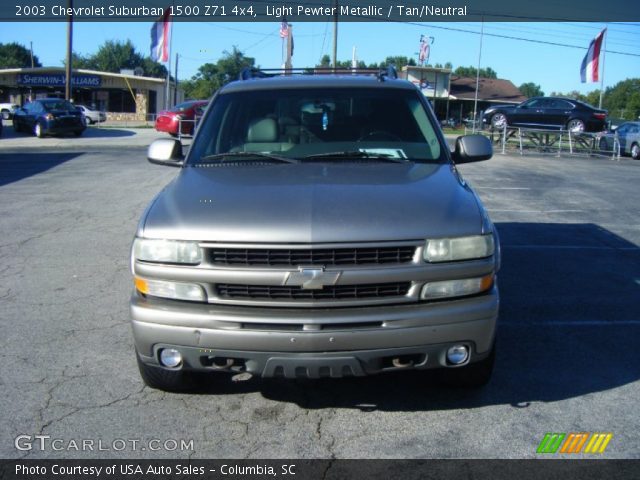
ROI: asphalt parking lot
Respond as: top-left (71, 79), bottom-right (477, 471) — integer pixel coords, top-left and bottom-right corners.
top-left (0, 131), bottom-right (639, 459)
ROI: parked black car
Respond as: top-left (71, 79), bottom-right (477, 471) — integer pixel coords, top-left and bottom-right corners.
top-left (13, 99), bottom-right (86, 138)
top-left (597, 121), bottom-right (640, 159)
top-left (482, 97), bottom-right (607, 133)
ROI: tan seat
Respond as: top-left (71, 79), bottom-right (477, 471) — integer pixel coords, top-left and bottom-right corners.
top-left (241, 118), bottom-right (293, 152)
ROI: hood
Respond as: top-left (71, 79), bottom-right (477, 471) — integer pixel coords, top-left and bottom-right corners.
top-left (140, 162), bottom-right (484, 243)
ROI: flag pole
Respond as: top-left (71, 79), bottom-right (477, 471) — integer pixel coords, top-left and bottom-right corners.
top-left (165, 2), bottom-right (174, 110)
top-left (598, 27), bottom-right (607, 109)
top-left (472, 16), bottom-right (484, 134)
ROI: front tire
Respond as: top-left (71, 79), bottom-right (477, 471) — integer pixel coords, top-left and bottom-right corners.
top-left (631, 143), bottom-right (640, 160)
top-left (136, 352), bottom-right (203, 392)
top-left (34, 121), bottom-right (45, 138)
top-left (440, 345), bottom-right (495, 388)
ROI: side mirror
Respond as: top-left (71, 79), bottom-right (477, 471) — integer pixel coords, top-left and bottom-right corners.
top-left (453, 135), bottom-right (493, 164)
top-left (147, 139), bottom-right (184, 167)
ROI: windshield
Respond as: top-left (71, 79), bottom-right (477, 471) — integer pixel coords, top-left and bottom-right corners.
top-left (171, 101), bottom-right (201, 113)
top-left (42, 100), bottom-right (75, 111)
top-left (188, 87), bottom-right (443, 164)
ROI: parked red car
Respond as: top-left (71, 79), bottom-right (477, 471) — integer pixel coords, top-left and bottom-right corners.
top-left (155, 100), bottom-right (208, 136)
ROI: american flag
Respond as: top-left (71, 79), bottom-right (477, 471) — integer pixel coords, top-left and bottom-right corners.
top-left (279, 20), bottom-right (289, 38)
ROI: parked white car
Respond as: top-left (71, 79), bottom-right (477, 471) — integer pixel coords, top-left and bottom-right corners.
top-left (76, 105), bottom-right (107, 124)
top-left (0, 103), bottom-right (20, 120)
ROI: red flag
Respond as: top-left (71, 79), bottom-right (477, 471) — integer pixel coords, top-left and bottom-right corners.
top-left (580, 29), bottom-right (605, 83)
top-left (150, 9), bottom-right (171, 63)
top-left (279, 20), bottom-right (289, 38)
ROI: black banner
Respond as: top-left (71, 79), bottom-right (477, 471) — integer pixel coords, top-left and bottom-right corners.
top-left (2, 460), bottom-right (640, 480)
top-left (2, 0), bottom-right (638, 22)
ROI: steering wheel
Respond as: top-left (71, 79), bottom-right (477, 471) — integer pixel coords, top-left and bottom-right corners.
top-left (358, 131), bottom-right (402, 142)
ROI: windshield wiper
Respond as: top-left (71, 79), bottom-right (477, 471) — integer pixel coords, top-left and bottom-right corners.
top-left (197, 152), bottom-right (299, 164)
top-left (301, 151), bottom-right (408, 163)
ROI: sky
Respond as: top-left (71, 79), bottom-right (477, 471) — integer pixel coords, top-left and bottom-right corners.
top-left (1, 20), bottom-right (639, 96)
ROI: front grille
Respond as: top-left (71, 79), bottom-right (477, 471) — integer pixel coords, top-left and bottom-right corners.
top-left (216, 282), bottom-right (411, 301)
top-left (210, 246), bottom-right (416, 267)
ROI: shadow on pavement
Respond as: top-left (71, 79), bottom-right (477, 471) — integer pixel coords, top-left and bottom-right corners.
top-left (0, 151), bottom-right (84, 187)
top-left (1, 123), bottom-right (136, 140)
top-left (187, 223), bottom-right (640, 411)
top-left (82, 127), bottom-right (137, 138)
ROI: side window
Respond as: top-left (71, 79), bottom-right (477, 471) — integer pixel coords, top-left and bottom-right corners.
top-left (616, 124), bottom-right (628, 134)
top-left (555, 100), bottom-right (574, 110)
top-left (521, 99), bottom-right (539, 108)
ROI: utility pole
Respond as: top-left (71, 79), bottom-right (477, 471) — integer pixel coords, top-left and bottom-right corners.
top-left (29, 41), bottom-right (34, 68)
top-left (174, 53), bottom-right (179, 105)
top-left (65, 0), bottom-right (73, 101)
top-left (332, 0), bottom-right (338, 70)
top-left (285, 25), bottom-right (293, 70)
top-left (472, 17), bottom-right (484, 134)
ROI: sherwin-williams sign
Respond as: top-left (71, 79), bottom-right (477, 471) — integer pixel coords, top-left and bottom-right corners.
top-left (17, 74), bottom-right (102, 87)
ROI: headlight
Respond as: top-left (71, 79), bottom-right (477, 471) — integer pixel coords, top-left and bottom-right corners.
top-left (135, 277), bottom-right (206, 302)
top-left (133, 238), bottom-right (202, 264)
top-left (423, 234), bottom-right (494, 263)
top-left (421, 274), bottom-right (494, 300)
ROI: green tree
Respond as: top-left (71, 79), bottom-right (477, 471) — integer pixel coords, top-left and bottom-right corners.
top-left (0, 42), bottom-right (41, 68)
top-left (318, 54), bottom-right (331, 67)
top-left (519, 82), bottom-right (544, 98)
top-left (377, 56), bottom-right (416, 69)
top-left (66, 40), bottom-right (167, 78)
top-left (602, 79), bottom-right (640, 120)
top-left (453, 65), bottom-right (498, 79)
top-left (182, 47), bottom-right (256, 99)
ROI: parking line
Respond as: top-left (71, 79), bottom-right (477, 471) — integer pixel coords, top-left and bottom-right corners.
top-left (502, 320), bottom-right (640, 326)
top-left (487, 209), bottom-right (584, 213)
top-left (474, 187), bottom-right (531, 190)
top-left (502, 245), bottom-right (639, 250)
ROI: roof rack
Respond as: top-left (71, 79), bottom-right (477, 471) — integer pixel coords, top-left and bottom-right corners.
top-left (238, 65), bottom-right (398, 82)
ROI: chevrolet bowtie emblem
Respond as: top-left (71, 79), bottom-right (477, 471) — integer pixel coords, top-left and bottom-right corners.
top-left (284, 267), bottom-right (341, 290)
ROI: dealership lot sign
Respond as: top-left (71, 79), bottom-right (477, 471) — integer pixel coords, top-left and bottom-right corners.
top-left (17, 74), bottom-right (102, 87)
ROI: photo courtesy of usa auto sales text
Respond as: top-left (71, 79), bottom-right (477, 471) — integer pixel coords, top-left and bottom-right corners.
top-left (14, 463), bottom-right (296, 476)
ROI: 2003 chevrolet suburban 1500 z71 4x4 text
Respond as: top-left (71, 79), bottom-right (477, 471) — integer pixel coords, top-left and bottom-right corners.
top-left (130, 67), bottom-right (500, 392)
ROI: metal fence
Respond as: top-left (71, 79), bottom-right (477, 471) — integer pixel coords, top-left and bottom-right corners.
top-left (469, 125), bottom-right (621, 160)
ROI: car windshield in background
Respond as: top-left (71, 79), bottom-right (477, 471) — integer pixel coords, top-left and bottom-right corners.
top-left (171, 101), bottom-right (200, 113)
top-left (42, 100), bottom-right (75, 111)
top-left (188, 88), bottom-right (443, 164)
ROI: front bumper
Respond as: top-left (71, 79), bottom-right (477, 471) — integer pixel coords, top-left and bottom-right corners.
top-left (131, 287), bottom-right (499, 378)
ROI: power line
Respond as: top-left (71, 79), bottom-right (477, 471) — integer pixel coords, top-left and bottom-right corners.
top-left (400, 21), bottom-right (640, 58)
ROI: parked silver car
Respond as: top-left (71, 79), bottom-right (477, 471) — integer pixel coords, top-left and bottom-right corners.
top-left (598, 121), bottom-right (640, 159)
top-left (131, 68), bottom-right (500, 391)
top-left (0, 103), bottom-right (19, 120)
top-left (76, 104), bottom-right (106, 124)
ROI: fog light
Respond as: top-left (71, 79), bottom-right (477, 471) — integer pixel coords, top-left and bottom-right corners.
top-left (447, 345), bottom-right (469, 365)
top-left (159, 348), bottom-right (182, 368)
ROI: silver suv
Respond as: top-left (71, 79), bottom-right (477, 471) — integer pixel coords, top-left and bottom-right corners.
top-left (131, 68), bottom-right (500, 391)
